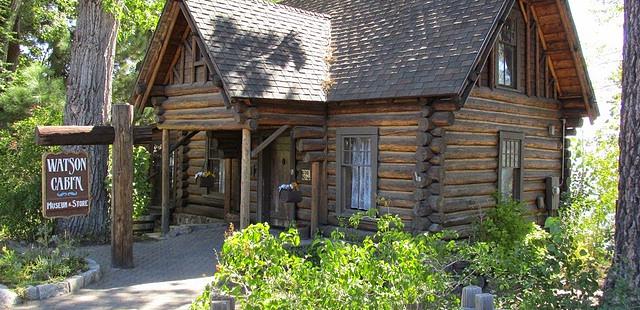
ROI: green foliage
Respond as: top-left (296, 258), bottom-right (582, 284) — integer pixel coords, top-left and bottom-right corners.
top-left (472, 198), bottom-right (604, 309)
top-left (0, 103), bottom-right (62, 240)
top-left (132, 146), bottom-right (151, 218)
top-left (0, 63), bottom-right (66, 127)
top-left (190, 283), bottom-right (212, 310)
top-left (477, 195), bottom-right (535, 247)
top-left (0, 232), bottom-right (87, 290)
top-left (211, 215), bottom-right (472, 309)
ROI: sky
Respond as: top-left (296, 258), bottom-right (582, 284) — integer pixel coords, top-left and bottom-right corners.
top-left (567, 0), bottom-right (623, 136)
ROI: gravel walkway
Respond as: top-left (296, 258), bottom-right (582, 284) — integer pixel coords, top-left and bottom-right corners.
top-left (16, 223), bottom-right (228, 310)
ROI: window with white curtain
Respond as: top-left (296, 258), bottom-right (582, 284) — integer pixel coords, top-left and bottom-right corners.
top-left (337, 128), bottom-right (378, 212)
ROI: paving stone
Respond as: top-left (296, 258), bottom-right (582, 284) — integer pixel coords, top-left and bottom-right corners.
top-left (0, 287), bottom-right (20, 307)
top-left (36, 282), bottom-right (68, 299)
top-left (23, 286), bottom-right (39, 300)
top-left (67, 276), bottom-right (84, 293)
top-left (16, 224), bottom-right (228, 309)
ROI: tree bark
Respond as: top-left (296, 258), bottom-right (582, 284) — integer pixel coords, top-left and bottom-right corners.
top-left (1, 0), bottom-right (22, 72)
top-left (58, 0), bottom-right (118, 239)
top-left (604, 0), bottom-right (640, 303)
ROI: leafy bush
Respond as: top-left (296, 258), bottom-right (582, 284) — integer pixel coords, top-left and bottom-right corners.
top-left (0, 228), bottom-right (87, 290)
top-left (0, 105), bottom-right (62, 240)
top-left (211, 213), bottom-right (472, 309)
top-left (132, 146), bottom-right (151, 218)
top-left (471, 198), bottom-right (603, 309)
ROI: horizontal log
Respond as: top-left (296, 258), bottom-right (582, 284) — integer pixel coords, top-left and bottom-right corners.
top-left (303, 151), bottom-right (327, 163)
top-left (258, 113), bottom-right (325, 126)
top-left (161, 107), bottom-right (234, 120)
top-left (456, 108), bottom-right (560, 129)
top-left (258, 102), bottom-right (325, 116)
top-left (470, 88), bottom-right (561, 110)
top-left (151, 82), bottom-right (221, 97)
top-left (297, 138), bottom-right (326, 152)
top-left (447, 119), bottom-right (550, 137)
top-left (445, 159), bottom-right (498, 171)
top-left (329, 102), bottom-right (419, 115)
top-left (178, 204), bottom-right (225, 219)
top-left (379, 151), bottom-right (415, 164)
top-left (35, 125), bottom-right (157, 146)
top-left (378, 164), bottom-right (414, 180)
top-left (379, 179), bottom-right (415, 191)
top-left (445, 171), bottom-right (497, 185)
top-left (379, 136), bottom-right (417, 152)
top-left (445, 146), bottom-right (498, 159)
top-left (292, 126), bottom-right (325, 139)
top-left (157, 119), bottom-right (245, 131)
top-left (328, 112), bottom-right (421, 127)
top-left (444, 183), bottom-right (497, 198)
top-left (464, 97), bottom-right (561, 119)
top-left (160, 93), bottom-right (225, 110)
top-left (429, 137), bottom-right (446, 153)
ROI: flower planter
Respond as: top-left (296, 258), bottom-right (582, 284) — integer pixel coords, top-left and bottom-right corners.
top-left (279, 190), bottom-right (302, 203)
top-left (197, 175), bottom-right (215, 188)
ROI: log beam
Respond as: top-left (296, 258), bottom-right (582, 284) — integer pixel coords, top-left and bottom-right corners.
top-left (251, 125), bottom-right (290, 158)
top-left (35, 126), bottom-right (158, 146)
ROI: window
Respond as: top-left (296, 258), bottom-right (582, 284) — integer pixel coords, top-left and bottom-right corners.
top-left (498, 131), bottom-right (524, 200)
top-left (206, 132), bottom-right (225, 194)
top-left (497, 17), bottom-right (517, 88)
top-left (337, 128), bottom-right (378, 212)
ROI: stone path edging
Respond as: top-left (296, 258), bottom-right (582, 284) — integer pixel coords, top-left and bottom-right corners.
top-left (0, 258), bottom-right (101, 307)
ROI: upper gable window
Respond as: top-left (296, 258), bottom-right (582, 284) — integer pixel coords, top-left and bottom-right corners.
top-left (497, 17), bottom-right (517, 88)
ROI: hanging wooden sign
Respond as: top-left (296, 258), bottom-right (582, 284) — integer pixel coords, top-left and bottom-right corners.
top-left (42, 152), bottom-right (91, 218)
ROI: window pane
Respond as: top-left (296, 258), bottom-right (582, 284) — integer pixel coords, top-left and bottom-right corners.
top-left (501, 167), bottom-right (514, 199)
top-left (341, 136), bottom-right (373, 210)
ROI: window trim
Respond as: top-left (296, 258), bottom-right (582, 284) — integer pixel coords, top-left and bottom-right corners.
top-left (498, 131), bottom-right (525, 200)
top-left (496, 16), bottom-right (518, 89)
top-left (336, 127), bottom-right (378, 215)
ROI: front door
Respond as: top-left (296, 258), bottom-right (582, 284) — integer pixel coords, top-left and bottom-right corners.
top-left (269, 135), bottom-right (294, 227)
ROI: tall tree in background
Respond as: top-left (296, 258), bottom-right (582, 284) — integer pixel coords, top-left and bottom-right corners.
top-left (604, 0), bottom-right (640, 304)
top-left (58, 0), bottom-right (118, 238)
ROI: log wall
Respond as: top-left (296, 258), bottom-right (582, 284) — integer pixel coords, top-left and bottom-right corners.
top-left (442, 87), bottom-right (565, 237)
top-left (324, 99), bottom-right (422, 230)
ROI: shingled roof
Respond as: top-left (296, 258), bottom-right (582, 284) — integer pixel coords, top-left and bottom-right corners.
top-left (282, 0), bottom-right (511, 102)
top-left (178, 0), bottom-right (512, 102)
top-left (183, 0), bottom-right (332, 101)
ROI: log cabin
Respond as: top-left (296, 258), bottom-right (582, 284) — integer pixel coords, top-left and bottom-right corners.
top-left (131, 0), bottom-right (598, 237)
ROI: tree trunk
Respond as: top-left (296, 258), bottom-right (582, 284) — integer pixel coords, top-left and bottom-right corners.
top-left (604, 0), bottom-right (640, 304)
top-left (1, 0), bottom-right (22, 71)
top-left (58, 0), bottom-right (118, 239)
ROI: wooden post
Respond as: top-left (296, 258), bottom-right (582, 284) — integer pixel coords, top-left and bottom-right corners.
top-left (311, 161), bottom-right (321, 236)
top-left (111, 105), bottom-right (134, 269)
top-left (161, 129), bottom-right (170, 236)
top-left (240, 128), bottom-right (251, 229)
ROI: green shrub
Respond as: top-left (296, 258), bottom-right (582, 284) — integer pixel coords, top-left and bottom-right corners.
top-left (0, 105), bottom-right (61, 240)
top-left (0, 230), bottom-right (87, 289)
top-left (472, 197), bottom-right (603, 309)
top-left (132, 146), bottom-right (151, 218)
top-left (211, 213), bottom-right (471, 309)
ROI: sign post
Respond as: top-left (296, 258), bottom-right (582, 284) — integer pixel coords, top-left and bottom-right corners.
top-left (42, 152), bottom-right (91, 218)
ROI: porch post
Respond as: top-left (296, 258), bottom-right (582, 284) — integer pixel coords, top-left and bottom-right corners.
top-left (161, 129), bottom-right (170, 236)
top-left (311, 161), bottom-right (321, 236)
top-left (240, 128), bottom-right (251, 229)
top-left (111, 104), bottom-right (134, 268)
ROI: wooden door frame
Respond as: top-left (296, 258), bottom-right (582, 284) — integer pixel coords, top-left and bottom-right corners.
top-left (256, 129), bottom-right (295, 225)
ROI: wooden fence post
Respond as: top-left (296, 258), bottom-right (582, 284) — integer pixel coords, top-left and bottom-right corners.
top-left (162, 129), bottom-right (170, 236)
top-left (240, 128), bottom-right (251, 229)
top-left (111, 104), bottom-right (134, 269)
